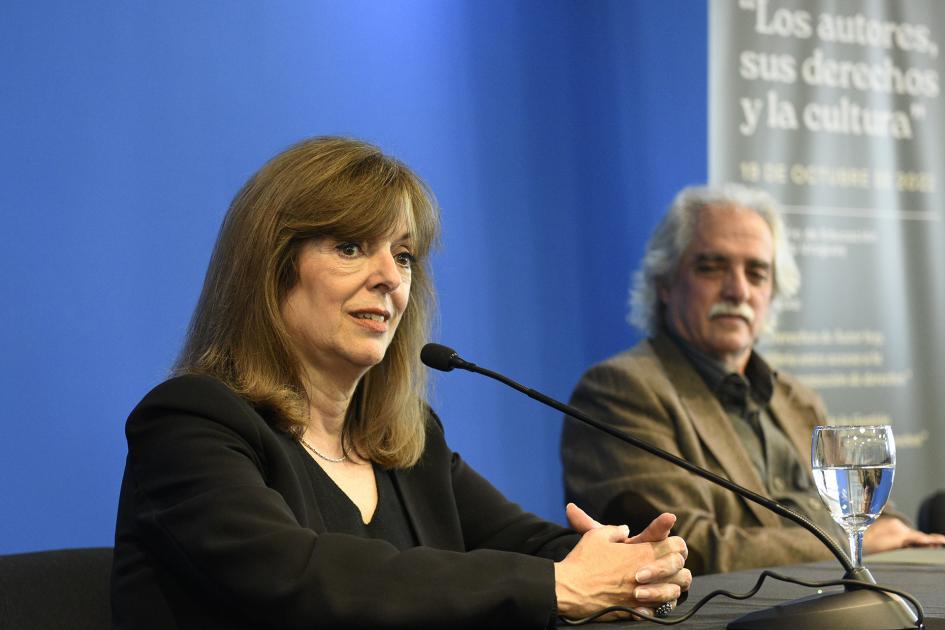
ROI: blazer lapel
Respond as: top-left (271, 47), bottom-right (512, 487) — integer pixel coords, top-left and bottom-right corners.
top-left (652, 336), bottom-right (782, 527)
top-left (769, 379), bottom-right (821, 475)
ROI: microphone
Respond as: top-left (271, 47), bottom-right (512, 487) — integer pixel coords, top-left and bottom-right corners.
top-left (419, 343), bottom-right (473, 372)
top-left (421, 342), bottom-right (921, 630)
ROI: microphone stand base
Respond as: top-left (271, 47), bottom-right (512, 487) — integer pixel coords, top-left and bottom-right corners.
top-left (727, 587), bottom-right (919, 630)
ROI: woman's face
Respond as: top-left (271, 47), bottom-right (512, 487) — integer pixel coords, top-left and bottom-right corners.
top-left (281, 215), bottom-right (414, 384)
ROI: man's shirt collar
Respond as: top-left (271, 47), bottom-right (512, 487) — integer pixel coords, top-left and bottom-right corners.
top-left (664, 327), bottom-right (776, 412)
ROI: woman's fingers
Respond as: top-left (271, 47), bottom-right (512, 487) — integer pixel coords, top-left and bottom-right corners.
top-left (635, 551), bottom-right (687, 583)
top-left (671, 568), bottom-right (693, 591)
top-left (626, 512), bottom-right (677, 544)
top-left (650, 535), bottom-right (688, 560)
top-left (633, 582), bottom-right (682, 603)
top-left (565, 502), bottom-right (604, 534)
top-left (604, 523), bottom-right (632, 543)
top-left (638, 566), bottom-right (692, 593)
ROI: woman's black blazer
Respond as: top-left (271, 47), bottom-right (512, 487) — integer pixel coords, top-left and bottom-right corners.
top-left (111, 374), bottom-right (577, 629)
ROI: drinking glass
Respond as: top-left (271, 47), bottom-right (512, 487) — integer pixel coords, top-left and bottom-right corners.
top-left (811, 424), bottom-right (896, 568)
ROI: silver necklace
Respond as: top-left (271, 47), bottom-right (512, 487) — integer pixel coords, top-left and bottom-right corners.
top-left (299, 436), bottom-right (348, 463)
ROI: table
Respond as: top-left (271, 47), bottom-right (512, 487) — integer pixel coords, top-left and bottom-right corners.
top-left (572, 549), bottom-right (945, 629)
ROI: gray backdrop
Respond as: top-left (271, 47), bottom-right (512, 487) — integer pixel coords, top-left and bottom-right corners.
top-left (710, 0), bottom-right (945, 521)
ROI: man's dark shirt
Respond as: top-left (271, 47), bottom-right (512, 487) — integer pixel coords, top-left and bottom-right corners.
top-left (667, 329), bottom-right (842, 537)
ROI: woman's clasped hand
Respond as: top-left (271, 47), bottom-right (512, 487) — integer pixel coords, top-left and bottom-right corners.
top-left (555, 504), bottom-right (691, 621)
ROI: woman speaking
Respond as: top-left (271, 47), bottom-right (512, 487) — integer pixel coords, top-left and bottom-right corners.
top-left (111, 136), bottom-right (691, 628)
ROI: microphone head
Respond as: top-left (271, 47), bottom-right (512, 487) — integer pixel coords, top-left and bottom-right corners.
top-left (420, 343), bottom-right (459, 372)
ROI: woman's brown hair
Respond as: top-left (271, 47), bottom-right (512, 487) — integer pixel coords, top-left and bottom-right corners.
top-left (175, 136), bottom-right (439, 468)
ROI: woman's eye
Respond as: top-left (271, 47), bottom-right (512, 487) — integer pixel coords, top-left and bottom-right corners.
top-left (394, 252), bottom-right (416, 269)
top-left (336, 242), bottom-right (362, 257)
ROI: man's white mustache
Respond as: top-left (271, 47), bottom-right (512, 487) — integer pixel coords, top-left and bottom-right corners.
top-left (708, 302), bottom-right (755, 324)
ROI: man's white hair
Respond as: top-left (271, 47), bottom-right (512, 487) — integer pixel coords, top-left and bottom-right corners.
top-left (628, 183), bottom-right (800, 336)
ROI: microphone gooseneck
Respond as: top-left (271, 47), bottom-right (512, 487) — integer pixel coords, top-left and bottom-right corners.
top-left (421, 343), bottom-right (852, 571)
top-left (422, 342), bottom-right (923, 630)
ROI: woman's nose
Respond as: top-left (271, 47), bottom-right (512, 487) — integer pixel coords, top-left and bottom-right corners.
top-left (367, 250), bottom-right (402, 292)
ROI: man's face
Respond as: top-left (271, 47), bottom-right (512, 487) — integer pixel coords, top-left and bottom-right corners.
top-left (659, 204), bottom-right (774, 373)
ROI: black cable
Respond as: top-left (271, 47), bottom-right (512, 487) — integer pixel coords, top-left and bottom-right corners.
top-left (558, 570), bottom-right (926, 627)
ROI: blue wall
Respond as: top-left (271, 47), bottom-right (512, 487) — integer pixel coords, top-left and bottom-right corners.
top-left (0, 0), bottom-right (706, 553)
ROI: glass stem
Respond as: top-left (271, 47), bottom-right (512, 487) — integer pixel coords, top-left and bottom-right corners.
top-left (848, 528), bottom-right (865, 568)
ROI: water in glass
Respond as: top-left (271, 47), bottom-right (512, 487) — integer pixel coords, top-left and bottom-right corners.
top-left (811, 425), bottom-right (895, 568)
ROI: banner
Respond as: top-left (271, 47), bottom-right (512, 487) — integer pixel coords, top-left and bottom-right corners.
top-left (710, 0), bottom-right (944, 519)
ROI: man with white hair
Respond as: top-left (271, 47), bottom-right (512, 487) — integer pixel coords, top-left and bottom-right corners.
top-left (560, 184), bottom-right (944, 574)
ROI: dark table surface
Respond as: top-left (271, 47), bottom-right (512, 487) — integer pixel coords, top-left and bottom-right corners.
top-left (566, 549), bottom-right (945, 629)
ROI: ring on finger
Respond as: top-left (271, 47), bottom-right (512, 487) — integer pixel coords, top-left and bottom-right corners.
top-left (655, 601), bottom-right (674, 618)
